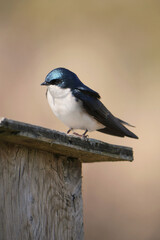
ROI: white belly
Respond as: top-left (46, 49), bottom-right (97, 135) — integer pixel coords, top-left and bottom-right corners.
top-left (47, 86), bottom-right (104, 131)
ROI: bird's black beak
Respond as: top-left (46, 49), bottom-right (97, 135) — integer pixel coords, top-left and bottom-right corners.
top-left (41, 81), bottom-right (49, 86)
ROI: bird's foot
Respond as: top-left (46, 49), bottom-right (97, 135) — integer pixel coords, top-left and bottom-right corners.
top-left (82, 134), bottom-right (89, 139)
top-left (73, 130), bottom-right (88, 139)
top-left (73, 132), bottom-right (83, 137)
top-left (82, 129), bottom-right (88, 139)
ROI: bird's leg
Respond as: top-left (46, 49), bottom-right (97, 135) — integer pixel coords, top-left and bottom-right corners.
top-left (82, 129), bottom-right (88, 138)
top-left (67, 128), bottom-right (73, 134)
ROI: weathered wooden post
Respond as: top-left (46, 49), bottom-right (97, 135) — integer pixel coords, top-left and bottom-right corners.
top-left (0, 118), bottom-right (133, 240)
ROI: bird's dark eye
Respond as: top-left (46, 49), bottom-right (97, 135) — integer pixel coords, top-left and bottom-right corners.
top-left (50, 79), bottom-right (62, 85)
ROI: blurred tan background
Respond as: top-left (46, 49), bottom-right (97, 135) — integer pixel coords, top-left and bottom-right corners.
top-left (0, 0), bottom-right (160, 239)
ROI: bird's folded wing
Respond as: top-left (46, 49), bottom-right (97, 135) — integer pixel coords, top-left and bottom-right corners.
top-left (77, 85), bottom-right (101, 99)
top-left (73, 88), bottom-right (138, 138)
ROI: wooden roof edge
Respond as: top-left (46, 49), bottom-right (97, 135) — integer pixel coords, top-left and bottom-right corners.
top-left (0, 117), bottom-right (134, 163)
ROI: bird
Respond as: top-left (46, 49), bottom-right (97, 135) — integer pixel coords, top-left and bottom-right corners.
top-left (41, 67), bottom-right (138, 139)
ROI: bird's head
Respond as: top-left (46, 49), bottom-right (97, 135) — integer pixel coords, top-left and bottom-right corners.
top-left (41, 67), bottom-right (80, 89)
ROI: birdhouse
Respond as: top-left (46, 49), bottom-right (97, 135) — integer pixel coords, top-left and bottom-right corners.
top-left (0, 118), bottom-right (133, 240)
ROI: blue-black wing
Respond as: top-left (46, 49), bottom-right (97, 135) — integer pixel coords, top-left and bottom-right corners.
top-left (73, 87), bottom-right (138, 139)
top-left (77, 85), bottom-right (101, 99)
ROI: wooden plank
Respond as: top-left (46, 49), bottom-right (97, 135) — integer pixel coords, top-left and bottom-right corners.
top-left (0, 142), bottom-right (83, 240)
top-left (0, 118), bottom-right (134, 162)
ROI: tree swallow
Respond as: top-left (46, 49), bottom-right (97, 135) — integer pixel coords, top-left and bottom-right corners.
top-left (41, 67), bottom-right (138, 139)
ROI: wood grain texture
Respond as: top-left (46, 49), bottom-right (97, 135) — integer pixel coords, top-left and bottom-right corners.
top-left (0, 118), bottom-right (134, 162)
top-left (0, 142), bottom-right (83, 240)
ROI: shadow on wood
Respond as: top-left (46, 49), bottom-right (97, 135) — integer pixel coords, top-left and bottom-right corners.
top-left (0, 118), bottom-right (134, 240)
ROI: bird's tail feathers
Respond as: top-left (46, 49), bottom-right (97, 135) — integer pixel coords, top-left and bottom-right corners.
top-left (98, 126), bottom-right (138, 139)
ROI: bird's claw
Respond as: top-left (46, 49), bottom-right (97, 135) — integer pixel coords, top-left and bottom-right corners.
top-left (82, 134), bottom-right (88, 139)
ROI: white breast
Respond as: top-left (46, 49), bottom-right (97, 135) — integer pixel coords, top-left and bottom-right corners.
top-left (47, 85), bottom-right (104, 131)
